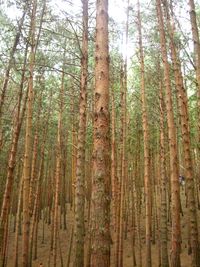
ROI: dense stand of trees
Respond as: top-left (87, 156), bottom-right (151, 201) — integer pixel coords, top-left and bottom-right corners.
top-left (0, 0), bottom-right (200, 266)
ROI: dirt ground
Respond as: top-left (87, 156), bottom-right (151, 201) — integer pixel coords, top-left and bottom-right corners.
top-left (6, 188), bottom-right (192, 266)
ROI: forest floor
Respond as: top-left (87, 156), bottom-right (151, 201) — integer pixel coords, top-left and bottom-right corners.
top-left (6, 188), bottom-right (192, 267)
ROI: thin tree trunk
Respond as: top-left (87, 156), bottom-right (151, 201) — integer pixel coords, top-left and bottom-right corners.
top-left (164, 2), bottom-right (200, 265)
top-left (29, 144), bottom-right (45, 266)
top-left (0, 4), bottom-right (27, 150)
top-left (28, 132), bottom-right (38, 218)
top-left (115, 67), bottom-right (123, 267)
top-left (22, 1), bottom-right (37, 265)
top-left (188, 0), bottom-right (200, 193)
top-left (188, 0), bottom-right (200, 118)
top-left (0, 42), bottom-right (28, 263)
top-left (52, 70), bottom-right (64, 267)
top-left (118, 3), bottom-right (129, 265)
top-left (156, 0), bottom-right (181, 266)
top-left (137, 1), bottom-right (151, 266)
top-left (111, 87), bottom-right (117, 230)
top-left (111, 86), bottom-right (118, 266)
top-left (14, 178), bottom-right (23, 267)
top-left (159, 81), bottom-right (169, 267)
top-left (73, 0), bottom-right (88, 265)
top-left (66, 226), bottom-right (74, 267)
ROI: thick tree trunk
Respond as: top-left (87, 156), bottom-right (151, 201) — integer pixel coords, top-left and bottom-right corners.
top-left (90, 0), bottom-right (111, 266)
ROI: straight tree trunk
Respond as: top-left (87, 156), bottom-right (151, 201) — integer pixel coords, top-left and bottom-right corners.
top-left (164, 2), bottom-right (200, 265)
top-left (156, 0), bottom-right (181, 266)
top-left (29, 125), bottom-right (47, 266)
top-left (115, 66), bottom-right (123, 267)
top-left (53, 67), bottom-right (64, 267)
top-left (159, 81), bottom-right (169, 267)
top-left (90, 0), bottom-right (111, 265)
top-left (118, 3), bottom-right (129, 265)
top-left (130, 168), bottom-right (136, 267)
top-left (137, 1), bottom-right (151, 266)
top-left (71, 102), bottom-right (77, 209)
top-left (111, 87), bottom-right (118, 265)
top-left (22, 1), bottom-right (37, 265)
top-left (28, 87), bottom-right (43, 219)
top-left (188, 0), bottom-right (200, 111)
top-left (73, 0), bottom-right (88, 266)
top-left (14, 178), bottom-right (23, 267)
top-left (188, 0), bottom-right (200, 179)
top-left (28, 132), bottom-right (38, 218)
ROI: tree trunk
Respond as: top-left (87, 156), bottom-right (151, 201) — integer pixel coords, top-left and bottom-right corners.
top-left (188, 0), bottom-right (200, 185)
top-left (137, 1), bottom-right (151, 266)
top-left (52, 68), bottom-right (64, 267)
top-left (90, 0), bottom-right (111, 265)
top-left (14, 178), bottom-right (23, 267)
top-left (0, 5), bottom-right (27, 150)
top-left (156, 0), bottom-right (181, 266)
top-left (22, 1), bottom-right (37, 265)
top-left (0, 42), bottom-right (28, 264)
top-left (164, 2), bottom-right (200, 265)
top-left (188, 0), bottom-right (200, 112)
top-left (73, 0), bottom-right (88, 266)
top-left (159, 81), bottom-right (169, 267)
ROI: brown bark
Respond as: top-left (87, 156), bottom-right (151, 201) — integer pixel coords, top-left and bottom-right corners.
top-left (115, 62), bottom-right (126, 267)
top-left (30, 164), bottom-right (43, 265)
top-left (61, 131), bottom-right (68, 231)
top-left (53, 67), bottom-right (64, 267)
top-left (22, 1), bottom-right (37, 265)
top-left (111, 87), bottom-right (117, 228)
top-left (0, 5), bottom-right (27, 150)
top-left (188, 0), bottom-right (200, 222)
top-left (71, 102), bottom-right (77, 209)
top-left (159, 81), bottom-right (169, 267)
top-left (156, 0), bottom-right (181, 266)
top-left (134, 147), bottom-right (142, 267)
top-left (0, 42), bottom-right (29, 265)
top-left (90, 0), bottom-right (111, 265)
top-left (115, 66), bottom-right (123, 267)
top-left (164, 2), bottom-right (200, 265)
top-left (137, 1), bottom-right (151, 266)
top-left (118, 4), bottom-right (129, 266)
top-left (131, 168), bottom-right (136, 267)
top-left (111, 86), bottom-right (118, 266)
top-left (28, 132), bottom-right (38, 218)
top-left (14, 178), bottom-right (23, 267)
top-left (188, 0), bottom-right (200, 119)
top-left (73, 1), bottom-right (88, 266)
top-left (29, 123), bottom-right (48, 266)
